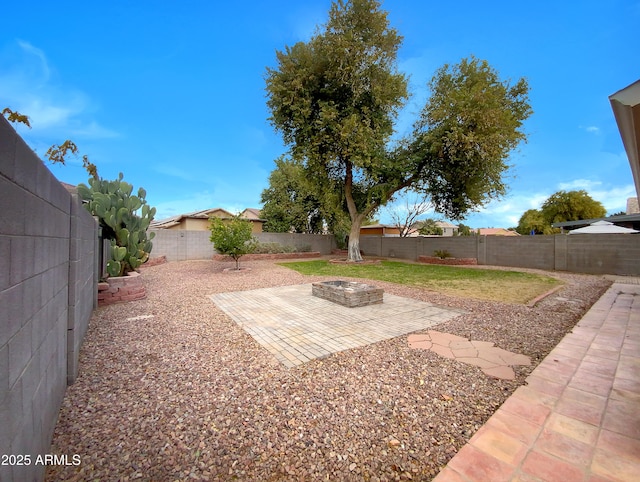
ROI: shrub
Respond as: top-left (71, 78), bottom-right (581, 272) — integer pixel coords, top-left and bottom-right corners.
top-left (253, 242), bottom-right (296, 254)
top-left (433, 249), bottom-right (452, 259)
top-left (253, 242), bottom-right (313, 254)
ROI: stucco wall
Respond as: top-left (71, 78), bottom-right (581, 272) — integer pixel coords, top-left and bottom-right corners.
top-left (0, 117), bottom-right (98, 481)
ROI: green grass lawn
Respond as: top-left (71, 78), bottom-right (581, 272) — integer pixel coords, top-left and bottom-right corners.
top-left (279, 260), bottom-right (563, 304)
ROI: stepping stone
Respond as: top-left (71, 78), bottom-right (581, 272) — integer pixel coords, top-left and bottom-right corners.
top-left (451, 347), bottom-right (479, 358)
top-left (407, 331), bottom-right (531, 380)
top-left (483, 366), bottom-right (516, 380)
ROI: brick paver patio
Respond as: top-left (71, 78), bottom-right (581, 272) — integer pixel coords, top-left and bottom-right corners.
top-left (210, 283), bottom-right (465, 367)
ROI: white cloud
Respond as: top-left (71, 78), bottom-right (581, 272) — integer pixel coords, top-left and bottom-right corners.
top-left (153, 163), bottom-right (200, 182)
top-left (465, 179), bottom-right (637, 228)
top-left (580, 125), bottom-right (600, 134)
top-left (554, 179), bottom-right (635, 211)
top-left (557, 179), bottom-right (602, 191)
top-left (0, 40), bottom-right (116, 139)
top-left (17, 40), bottom-right (50, 83)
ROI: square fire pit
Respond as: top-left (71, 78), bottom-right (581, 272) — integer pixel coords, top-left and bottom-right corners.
top-left (311, 280), bottom-right (383, 308)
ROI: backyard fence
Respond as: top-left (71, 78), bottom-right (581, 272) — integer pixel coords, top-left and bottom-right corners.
top-left (150, 227), bottom-right (639, 277)
top-left (149, 229), bottom-right (337, 261)
top-left (1, 117), bottom-right (99, 482)
top-left (358, 234), bottom-right (640, 276)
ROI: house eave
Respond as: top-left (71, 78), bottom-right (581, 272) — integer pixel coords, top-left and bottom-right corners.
top-left (610, 79), bottom-right (640, 200)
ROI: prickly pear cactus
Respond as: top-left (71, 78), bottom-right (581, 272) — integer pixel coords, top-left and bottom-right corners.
top-left (78, 172), bottom-right (156, 277)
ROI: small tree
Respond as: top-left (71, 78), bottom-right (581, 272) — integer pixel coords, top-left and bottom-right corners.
top-left (210, 215), bottom-right (257, 270)
top-left (457, 223), bottom-right (473, 236)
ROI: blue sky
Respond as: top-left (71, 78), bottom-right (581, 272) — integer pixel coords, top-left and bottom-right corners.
top-left (2, 0), bottom-right (638, 228)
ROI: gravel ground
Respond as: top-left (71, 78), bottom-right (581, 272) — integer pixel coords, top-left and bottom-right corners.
top-left (47, 258), bottom-right (611, 481)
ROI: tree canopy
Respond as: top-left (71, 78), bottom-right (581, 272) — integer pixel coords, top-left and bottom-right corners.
top-left (515, 190), bottom-right (607, 234)
top-left (265, 0), bottom-right (531, 261)
top-left (260, 157), bottom-right (325, 234)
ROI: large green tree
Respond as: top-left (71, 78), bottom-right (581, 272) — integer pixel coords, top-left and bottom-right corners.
top-left (265, 0), bottom-right (531, 261)
top-left (516, 190), bottom-right (607, 234)
top-left (260, 157), bottom-right (325, 233)
top-left (516, 208), bottom-right (551, 235)
top-left (541, 190), bottom-right (606, 224)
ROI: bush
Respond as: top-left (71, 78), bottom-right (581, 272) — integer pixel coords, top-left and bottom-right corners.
top-left (252, 242), bottom-right (313, 254)
top-left (253, 242), bottom-right (296, 254)
top-left (433, 249), bottom-right (452, 259)
top-left (209, 216), bottom-right (256, 269)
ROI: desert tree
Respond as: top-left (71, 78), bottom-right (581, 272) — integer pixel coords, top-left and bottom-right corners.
top-left (265, 0), bottom-right (531, 261)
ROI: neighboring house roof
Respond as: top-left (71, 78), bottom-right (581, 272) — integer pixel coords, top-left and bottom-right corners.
top-left (568, 220), bottom-right (639, 234)
top-left (435, 221), bottom-right (458, 229)
top-left (477, 228), bottom-right (520, 236)
top-left (361, 223), bottom-right (394, 229)
top-left (151, 207), bottom-right (265, 229)
top-left (405, 220), bottom-right (459, 236)
top-left (552, 213), bottom-right (640, 231)
top-left (151, 208), bottom-right (235, 229)
top-left (359, 224), bottom-right (402, 235)
top-left (241, 208), bottom-right (265, 221)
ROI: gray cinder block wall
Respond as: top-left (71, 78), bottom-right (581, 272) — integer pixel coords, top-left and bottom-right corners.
top-left (150, 226), bottom-right (639, 276)
top-left (0, 117), bottom-right (98, 481)
top-left (150, 230), bottom-right (338, 261)
top-left (360, 234), bottom-right (640, 276)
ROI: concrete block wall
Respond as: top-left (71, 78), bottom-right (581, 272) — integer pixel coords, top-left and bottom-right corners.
top-left (0, 117), bottom-right (98, 481)
top-left (360, 236), bottom-right (478, 260)
top-left (359, 234), bottom-right (640, 276)
top-left (149, 230), bottom-right (215, 261)
top-left (67, 194), bottom-right (98, 384)
top-left (150, 230), bottom-right (337, 261)
top-left (566, 234), bottom-right (640, 275)
top-left (254, 232), bottom-right (337, 254)
top-left (484, 236), bottom-right (556, 270)
top-left (150, 228), bottom-right (639, 276)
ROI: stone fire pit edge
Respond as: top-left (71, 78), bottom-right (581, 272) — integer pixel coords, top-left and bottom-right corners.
top-left (311, 280), bottom-right (384, 308)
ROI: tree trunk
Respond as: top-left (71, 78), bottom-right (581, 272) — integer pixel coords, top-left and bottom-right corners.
top-left (347, 217), bottom-right (364, 262)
